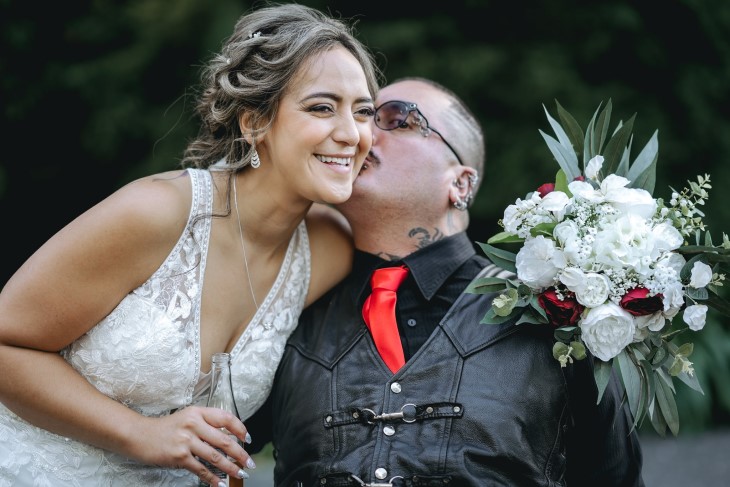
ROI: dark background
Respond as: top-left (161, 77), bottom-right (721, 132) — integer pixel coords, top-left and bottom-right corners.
top-left (2, 0), bottom-right (729, 434)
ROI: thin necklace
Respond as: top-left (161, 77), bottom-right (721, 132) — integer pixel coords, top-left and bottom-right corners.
top-left (233, 178), bottom-right (259, 310)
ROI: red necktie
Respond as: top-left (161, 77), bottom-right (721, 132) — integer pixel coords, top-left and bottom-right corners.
top-left (362, 266), bottom-right (409, 373)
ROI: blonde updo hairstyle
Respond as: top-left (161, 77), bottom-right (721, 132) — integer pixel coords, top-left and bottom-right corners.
top-left (181, 3), bottom-right (381, 172)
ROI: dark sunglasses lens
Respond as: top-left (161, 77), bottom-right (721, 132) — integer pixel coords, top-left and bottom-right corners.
top-left (376, 101), bottom-right (409, 130)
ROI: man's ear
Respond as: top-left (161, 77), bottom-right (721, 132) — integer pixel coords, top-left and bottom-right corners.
top-left (449, 167), bottom-right (479, 210)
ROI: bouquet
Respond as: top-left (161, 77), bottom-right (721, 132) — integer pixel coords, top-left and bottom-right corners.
top-left (468, 99), bottom-right (730, 436)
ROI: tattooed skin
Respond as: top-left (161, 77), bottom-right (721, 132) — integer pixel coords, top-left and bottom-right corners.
top-left (409, 227), bottom-right (444, 248)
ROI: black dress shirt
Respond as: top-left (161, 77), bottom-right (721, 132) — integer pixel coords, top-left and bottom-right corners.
top-left (351, 232), bottom-right (488, 360)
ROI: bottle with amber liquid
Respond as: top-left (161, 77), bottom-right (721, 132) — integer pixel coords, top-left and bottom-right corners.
top-left (199, 352), bottom-right (242, 487)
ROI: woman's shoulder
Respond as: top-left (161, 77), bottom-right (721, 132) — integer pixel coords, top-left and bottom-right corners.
top-left (304, 204), bottom-right (354, 306)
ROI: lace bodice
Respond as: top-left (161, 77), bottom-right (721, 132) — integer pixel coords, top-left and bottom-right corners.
top-left (0, 169), bottom-right (311, 486)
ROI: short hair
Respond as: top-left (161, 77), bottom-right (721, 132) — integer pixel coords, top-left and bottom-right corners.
top-left (390, 76), bottom-right (485, 195)
top-left (182, 3), bottom-right (382, 170)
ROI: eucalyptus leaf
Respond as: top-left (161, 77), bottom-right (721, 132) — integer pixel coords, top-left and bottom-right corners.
top-left (706, 293), bottom-right (730, 316)
top-left (655, 377), bottom-right (680, 436)
top-left (601, 114), bottom-right (636, 176)
top-left (594, 359), bottom-right (613, 404)
top-left (487, 231), bottom-right (524, 245)
top-left (480, 306), bottom-right (523, 325)
top-left (626, 129), bottom-right (659, 193)
top-left (617, 349), bottom-right (642, 419)
top-left (648, 397), bottom-right (668, 437)
top-left (592, 100), bottom-right (612, 157)
top-left (676, 368), bottom-right (705, 394)
top-left (686, 287), bottom-right (709, 300)
top-left (543, 104), bottom-right (575, 156)
top-left (555, 100), bottom-right (584, 158)
top-left (477, 242), bottom-right (517, 274)
top-left (464, 277), bottom-right (510, 295)
top-left (539, 130), bottom-right (581, 181)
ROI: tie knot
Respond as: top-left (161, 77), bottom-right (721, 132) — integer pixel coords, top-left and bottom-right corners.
top-left (370, 266), bottom-right (409, 292)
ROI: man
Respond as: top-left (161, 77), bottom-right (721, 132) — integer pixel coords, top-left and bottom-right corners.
top-left (247, 77), bottom-right (644, 486)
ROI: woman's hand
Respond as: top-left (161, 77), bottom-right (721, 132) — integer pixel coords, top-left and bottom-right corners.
top-left (130, 406), bottom-right (253, 485)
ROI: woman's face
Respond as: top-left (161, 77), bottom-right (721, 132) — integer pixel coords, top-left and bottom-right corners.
top-left (258, 45), bottom-right (375, 205)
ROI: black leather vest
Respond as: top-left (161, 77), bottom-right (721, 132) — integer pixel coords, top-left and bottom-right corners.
top-left (267, 267), bottom-right (644, 486)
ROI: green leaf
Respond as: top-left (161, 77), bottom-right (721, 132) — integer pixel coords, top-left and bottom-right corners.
top-left (516, 305), bottom-right (548, 325)
top-left (626, 130), bottom-right (659, 193)
top-left (543, 103), bottom-right (576, 159)
top-left (476, 242), bottom-right (517, 274)
top-left (554, 326), bottom-right (578, 342)
top-left (602, 114), bottom-right (636, 176)
top-left (529, 222), bottom-right (557, 238)
top-left (592, 100), bottom-right (612, 157)
top-left (554, 169), bottom-right (571, 195)
top-left (707, 292), bottom-right (730, 316)
top-left (617, 349), bottom-right (642, 420)
top-left (676, 368), bottom-right (705, 394)
top-left (479, 306), bottom-right (523, 325)
top-left (639, 358), bottom-right (656, 423)
top-left (539, 130), bottom-right (581, 181)
top-left (464, 277), bottom-right (510, 295)
top-left (555, 100), bottom-right (584, 159)
top-left (649, 397), bottom-right (668, 437)
top-left (655, 376), bottom-right (680, 436)
top-left (594, 358), bottom-right (614, 404)
top-left (487, 231), bottom-right (524, 245)
top-left (615, 142), bottom-right (632, 178)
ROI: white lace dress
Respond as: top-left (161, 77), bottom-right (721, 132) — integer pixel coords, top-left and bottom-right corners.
top-left (0, 168), bottom-right (311, 486)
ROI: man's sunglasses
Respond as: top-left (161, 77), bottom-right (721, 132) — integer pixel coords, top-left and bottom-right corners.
top-left (374, 100), bottom-right (464, 166)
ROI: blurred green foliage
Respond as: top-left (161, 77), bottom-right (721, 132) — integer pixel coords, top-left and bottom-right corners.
top-left (1, 0), bottom-right (728, 433)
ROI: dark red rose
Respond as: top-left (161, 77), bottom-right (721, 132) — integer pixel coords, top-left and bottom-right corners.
top-left (538, 288), bottom-right (585, 327)
top-left (619, 287), bottom-right (664, 316)
top-left (537, 183), bottom-right (555, 197)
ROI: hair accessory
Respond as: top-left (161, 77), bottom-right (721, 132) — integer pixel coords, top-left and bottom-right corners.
top-left (225, 57), bottom-right (231, 65)
top-left (250, 147), bottom-right (261, 168)
top-left (248, 31), bottom-right (262, 39)
top-left (453, 198), bottom-right (468, 211)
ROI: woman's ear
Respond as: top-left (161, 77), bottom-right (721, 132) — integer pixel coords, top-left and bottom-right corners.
top-left (238, 113), bottom-right (255, 143)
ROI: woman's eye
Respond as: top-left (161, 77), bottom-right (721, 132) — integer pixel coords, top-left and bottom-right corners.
top-left (309, 104), bottom-right (334, 113)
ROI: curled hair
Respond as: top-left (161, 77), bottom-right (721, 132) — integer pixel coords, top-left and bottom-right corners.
top-left (181, 3), bottom-right (381, 171)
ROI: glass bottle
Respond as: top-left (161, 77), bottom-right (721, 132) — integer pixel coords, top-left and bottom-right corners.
top-left (199, 352), bottom-right (241, 487)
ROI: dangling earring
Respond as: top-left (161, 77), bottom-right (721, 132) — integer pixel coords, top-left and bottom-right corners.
top-left (453, 198), bottom-right (467, 211)
top-left (250, 146), bottom-right (260, 168)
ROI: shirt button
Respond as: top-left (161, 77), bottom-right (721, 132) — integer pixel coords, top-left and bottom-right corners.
top-left (383, 425), bottom-right (396, 436)
top-left (407, 318), bottom-right (417, 327)
top-left (390, 382), bottom-right (402, 393)
top-left (375, 468), bottom-right (388, 479)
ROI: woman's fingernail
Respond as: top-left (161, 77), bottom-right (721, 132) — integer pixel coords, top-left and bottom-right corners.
top-left (245, 432), bottom-right (252, 444)
top-left (237, 469), bottom-right (250, 479)
top-left (246, 457), bottom-right (257, 469)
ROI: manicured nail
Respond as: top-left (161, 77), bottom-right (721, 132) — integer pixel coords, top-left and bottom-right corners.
top-left (245, 432), bottom-right (252, 444)
top-left (246, 457), bottom-right (257, 469)
top-left (237, 469), bottom-right (250, 479)
top-left (218, 482), bottom-right (226, 487)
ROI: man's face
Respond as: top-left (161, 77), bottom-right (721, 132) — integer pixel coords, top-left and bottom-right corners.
top-left (337, 80), bottom-right (458, 219)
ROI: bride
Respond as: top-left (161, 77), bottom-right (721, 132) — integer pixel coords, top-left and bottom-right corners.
top-left (0, 4), bottom-right (379, 486)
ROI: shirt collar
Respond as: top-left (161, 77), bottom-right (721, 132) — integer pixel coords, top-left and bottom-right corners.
top-left (351, 232), bottom-right (476, 301)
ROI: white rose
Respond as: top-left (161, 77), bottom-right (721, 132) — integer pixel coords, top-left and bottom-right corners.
top-left (635, 311), bottom-right (666, 332)
top-left (651, 221), bottom-right (684, 253)
top-left (580, 302), bottom-right (635, 361)
top-left (574, 272), bottom-right (611, 307)
top-left (601, 174), bottom-right (657, 219)
top-left (585, 155), bottom-right (604, 180)
top-left (515, 236), bottom-right (566, 290)
top-left (683, 304), bottom-right (708, 331)
top-left (559, 266), bottom-right (586, 291)
top-left (539, 191), bottom-right (570, 221)
top-left (689, 262), bottom-right (713, 288)
top-left (594, 213), bottom-right (655, 276)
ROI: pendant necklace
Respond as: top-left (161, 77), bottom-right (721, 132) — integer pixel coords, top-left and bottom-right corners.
top-left (233, 178), bottom-right (272, 329)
